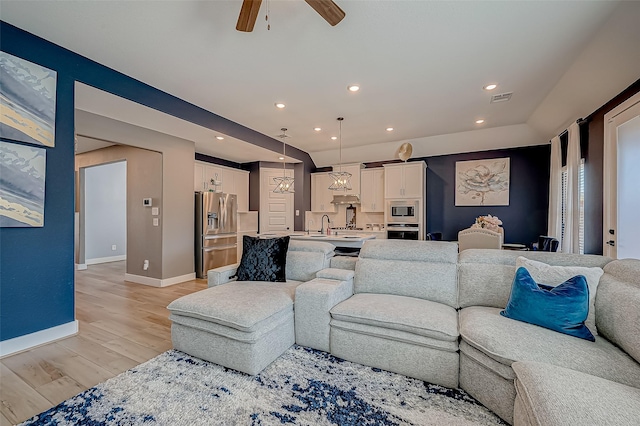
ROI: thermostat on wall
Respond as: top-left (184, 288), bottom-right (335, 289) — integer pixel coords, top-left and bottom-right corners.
top-left (143, 198), bottom-right (152, 207)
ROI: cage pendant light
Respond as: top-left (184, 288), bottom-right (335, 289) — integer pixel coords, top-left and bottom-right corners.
top-left (329, 117), bottom-right (352, 191)
top-left (273, 128), bottom-right (295, 193)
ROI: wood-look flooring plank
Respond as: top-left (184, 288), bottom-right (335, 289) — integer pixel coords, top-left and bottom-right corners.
top-left (102, 338), bottom-right (160, 364)
top-left (0, 411), bottom-right (13, 426)
top-left (36, 376), bottom-right (86, 407)
top-left (57, 336), bottom-right (139, 375)
top-left (1, 349), bottom-right (63, 388)
top-left (27, 344), bottom-right (113, 389)
top-left (0, 363), bottom-right (52, 424)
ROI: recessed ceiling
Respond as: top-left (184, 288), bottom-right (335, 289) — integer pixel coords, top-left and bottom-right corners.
top-left (2, 1), bottom-right (639, 166)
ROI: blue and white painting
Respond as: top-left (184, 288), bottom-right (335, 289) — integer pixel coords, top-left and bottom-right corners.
top-left (0, 141), bottom-right (46, 227)
top-left (0, 51), bottom-right (57, 147)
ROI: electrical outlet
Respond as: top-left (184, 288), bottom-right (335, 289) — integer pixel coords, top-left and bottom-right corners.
top-left (153, 218), bottom-right (159, 226)
top-left (111, 244), bottom-right (117, 251)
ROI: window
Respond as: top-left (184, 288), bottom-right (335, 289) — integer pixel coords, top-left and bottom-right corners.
top-left (560, 160), bottom-right (585, 254)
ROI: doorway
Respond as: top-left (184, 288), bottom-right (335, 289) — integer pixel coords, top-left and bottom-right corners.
top-left (79, 161), bottom-right (127, 267)
top-left (603, 92), bottom-right (640, 259)
top-left (259, 167), bottom-right (294, 233)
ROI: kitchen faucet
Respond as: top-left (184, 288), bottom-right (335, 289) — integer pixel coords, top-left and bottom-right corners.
top-left (320, 215), bottom-right (330, 234)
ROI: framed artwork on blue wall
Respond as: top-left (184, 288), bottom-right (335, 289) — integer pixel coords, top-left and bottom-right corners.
top-left (0, 141), bottom-right (46, 227)
top-left (456, 157), bottom-right (510, 206)
top-left (0, 51), bottom-right (57, 147)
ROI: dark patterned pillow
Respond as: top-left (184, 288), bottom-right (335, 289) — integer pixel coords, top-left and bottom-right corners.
top-left (235, 236), bottom-right (290, 282)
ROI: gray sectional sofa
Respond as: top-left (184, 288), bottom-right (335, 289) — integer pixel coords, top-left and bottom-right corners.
top-left (168, 239), bottom-right (640, 425)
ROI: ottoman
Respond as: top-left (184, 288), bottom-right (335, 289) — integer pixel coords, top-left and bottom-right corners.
top-left (168, 280), bottom-right (301, 375)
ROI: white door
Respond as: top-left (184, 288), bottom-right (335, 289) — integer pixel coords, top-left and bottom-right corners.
top-left (260, 168), bottom-right (294, 233)
top-left (604, 92), bottom-right (640, 259)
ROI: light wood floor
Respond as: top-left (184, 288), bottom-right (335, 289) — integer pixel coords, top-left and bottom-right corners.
top-left (0, 261), bottom-right (207, 425)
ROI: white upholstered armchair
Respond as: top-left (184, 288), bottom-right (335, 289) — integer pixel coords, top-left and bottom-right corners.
top-left (457, 228), bottom-right (503, 252)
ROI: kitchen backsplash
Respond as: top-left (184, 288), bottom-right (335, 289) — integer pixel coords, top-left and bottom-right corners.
top-left (305, 205), bottom-right (384, 231)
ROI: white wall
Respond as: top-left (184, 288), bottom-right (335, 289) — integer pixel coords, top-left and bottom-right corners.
top-left (85, 161), bottom-right (126, 262)
top-left (618, 115), bottom-right (640, 259)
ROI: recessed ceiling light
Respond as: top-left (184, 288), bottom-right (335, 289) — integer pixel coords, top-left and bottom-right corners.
top-left (483, 84), bottom-right (497, 91)
top-left (386, 127), bottom-right (394, 132)
top-left (314, 127), bottom-right (321, 131)
top-left (279, 156), bottom-right (285, 160)
top-left (347, 84), bottom-right (360, 92)
top-left (331, 136), bottom-right (338, 140)
top-left (274, 102), bottom-right (286, 109)
top-left (475, 119), bottom-right (485, 124)
top-left (215, 136), bottom-right (224, 140)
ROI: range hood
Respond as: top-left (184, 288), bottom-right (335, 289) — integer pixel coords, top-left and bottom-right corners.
top-left (331, 194), bottom-right (361, 205)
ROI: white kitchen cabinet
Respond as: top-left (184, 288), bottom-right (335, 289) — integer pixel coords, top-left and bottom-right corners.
top-left (330, 163), bottom-right (363, 195)
top-left (194, 163), bottom-right (205, 191)
top-left (234, 171), bottom-right (249, 212)
top-left (203, 164), bottom-right (224, 192)
top-left (360, 168), bottom-right (385, 212)
top-left (194, 161), bottom-right (250, 211)
top-left (383, 162), bottom-right (425, 199)
top-left (311, 172), bottom-right (337, 213)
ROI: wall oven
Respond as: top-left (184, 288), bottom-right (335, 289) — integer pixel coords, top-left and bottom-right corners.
top-left (387, 200), bottom-right (419, 224)
top-left (387, 224), bottom-right (420, 240)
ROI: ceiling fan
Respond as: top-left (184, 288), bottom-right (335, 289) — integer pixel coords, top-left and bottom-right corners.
top-left (236, 0), bottom-right (345, 32)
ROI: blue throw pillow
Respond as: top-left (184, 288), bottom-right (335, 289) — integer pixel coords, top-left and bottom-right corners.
top-left (500, 267), bottom-right (595, 341)
top-left (235, 236), bottom-right (290, 282)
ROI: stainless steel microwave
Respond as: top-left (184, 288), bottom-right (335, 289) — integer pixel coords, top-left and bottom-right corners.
top-left (387, 200), bottom-right (419, 224)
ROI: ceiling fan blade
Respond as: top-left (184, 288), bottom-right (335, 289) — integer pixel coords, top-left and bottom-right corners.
top-left (236, 0), bottom-right (263, 32)
top-left (304, 0), bottom-right (345, 27)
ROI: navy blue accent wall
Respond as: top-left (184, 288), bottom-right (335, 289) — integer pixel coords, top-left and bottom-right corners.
top-left (0, 38), bottom-right (76, 341)
top-left (422, 145), bottom-right (550, 244)
top-left (1, 21), bottom-right (316, 342)
top-left (194, 153), bottom-right (243, 170)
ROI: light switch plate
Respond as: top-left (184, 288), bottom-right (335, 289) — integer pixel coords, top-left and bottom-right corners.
top-left (153, 218), bottom-right (159, 226)
top-left (152, 207), bottom-right (159, 216)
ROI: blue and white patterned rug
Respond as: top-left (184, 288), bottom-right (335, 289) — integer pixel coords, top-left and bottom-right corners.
top-left (21, 346), bottom-right (504, 425)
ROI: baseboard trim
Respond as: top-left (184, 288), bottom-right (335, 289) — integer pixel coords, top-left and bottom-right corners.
top-left (124, 272), bottom-right (196, 287)
top-left (0, 320), bottom-right (79, 358)
top-left (86, 255), bottom-right (126, 265)
top-left (76, 263), bottom-right (88, 270)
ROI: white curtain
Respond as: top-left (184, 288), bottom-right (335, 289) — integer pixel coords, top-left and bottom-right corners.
top-left (562, 122), bottom-right (582, 253)
top-left (547, 136), bottom-right (562, 240)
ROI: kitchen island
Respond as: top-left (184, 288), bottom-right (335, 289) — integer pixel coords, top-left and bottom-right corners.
top-left (288, 232), bottom-right (376, 248)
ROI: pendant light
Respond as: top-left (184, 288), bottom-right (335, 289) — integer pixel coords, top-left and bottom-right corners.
top-left (329, 117), bottom-right (352, 191)
top-left (273, 128), bottom-right (294, 193)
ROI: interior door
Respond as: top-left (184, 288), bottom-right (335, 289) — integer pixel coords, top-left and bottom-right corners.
top-left (260, 168), bottom-right (294, 233)
top-left (603, 92), bottom-right (640, 259)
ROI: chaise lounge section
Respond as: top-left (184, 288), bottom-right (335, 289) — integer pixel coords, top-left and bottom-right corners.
top-left (167, 240), bottom-right (338, 375)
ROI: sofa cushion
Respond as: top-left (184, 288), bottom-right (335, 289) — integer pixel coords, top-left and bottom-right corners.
top-left (331, 293), bottom-right (458, 342)
top-left (167, 280), bottom-right (301, 332)
top-left (459, 306), bottom-right (640, 388)
top-left (500, 267), bottom-right (594, 341)
top-left (286, 240), bottom-right (335, 282)
top-left (516, 256), bottom-right (603, 335)
top-left (354, 241), bottom-right (459, 307)
top-left (458, 249), bottom-right (611, 309)
top-left (236, 236), bottom-right (290, 282)
top-left (596, 259), bottom-right (640, 364)
top-left (513, 361), bottom-right (640, 426)
top-left (359, 239), bottom-right (459, 263)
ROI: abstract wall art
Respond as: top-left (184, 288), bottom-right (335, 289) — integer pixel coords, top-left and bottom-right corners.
top-left (0, 51), bottom-right (57, 147)
top-left (456, 157), bottom-right (510, 206)
top-left (0, 141), bottom-right (46, 227)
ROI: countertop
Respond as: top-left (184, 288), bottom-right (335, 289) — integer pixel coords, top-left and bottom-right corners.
top-left (259, 232), bottom-right (376, 248)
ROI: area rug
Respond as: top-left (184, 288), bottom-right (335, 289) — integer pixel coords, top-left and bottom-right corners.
top-left (21, 346), bottom-right (504, 425)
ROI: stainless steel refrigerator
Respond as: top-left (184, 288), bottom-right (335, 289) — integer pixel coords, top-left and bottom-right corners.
top-left (195, 192), bottom-right (237, 278)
